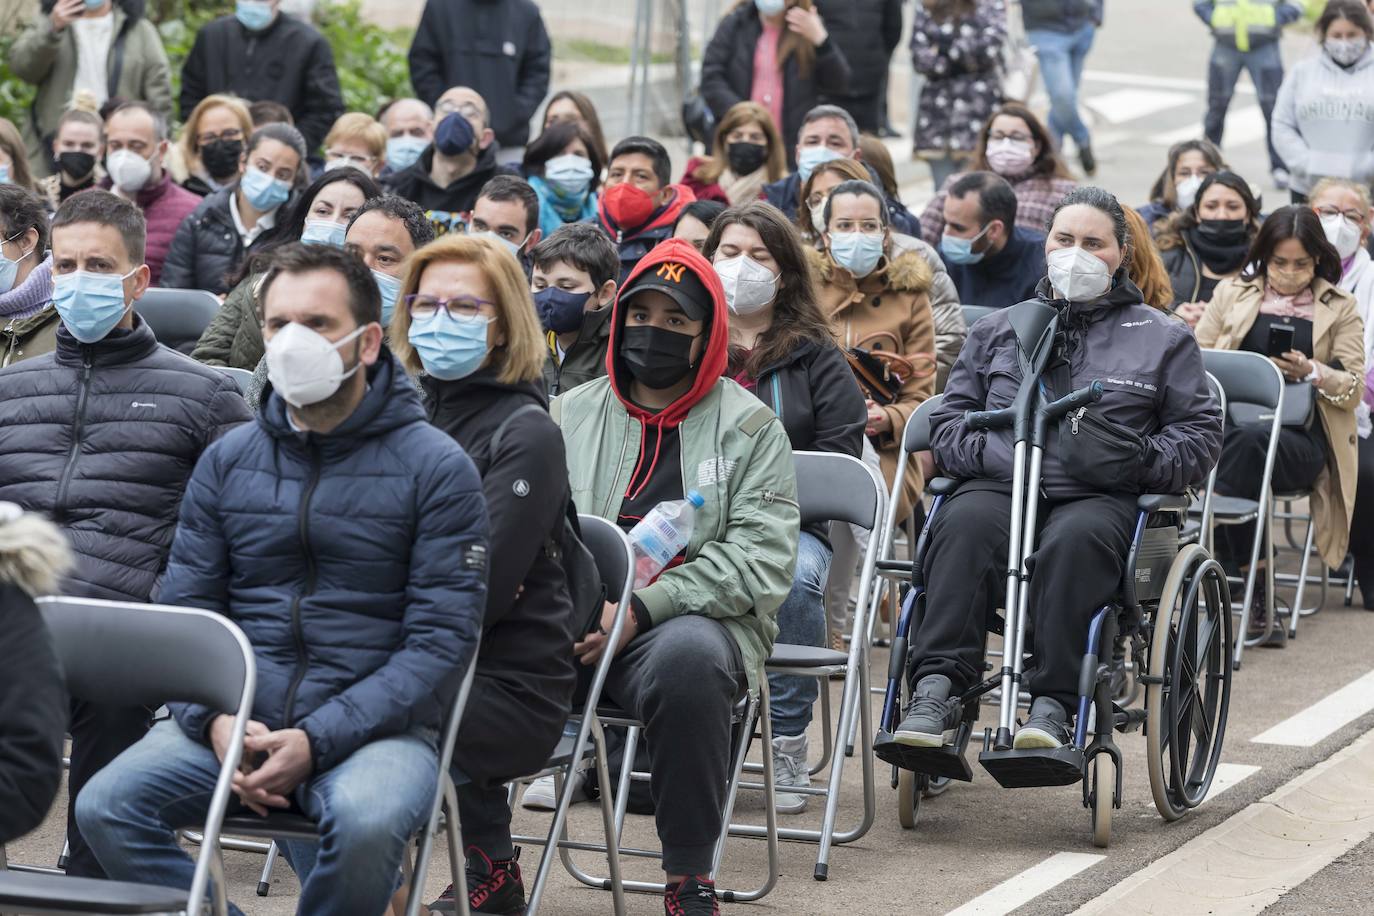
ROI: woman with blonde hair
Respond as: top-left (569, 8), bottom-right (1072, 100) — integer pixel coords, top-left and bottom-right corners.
top-left (681, 101), bottom-right (787, 205)
top-left (1121, 206), bottom-right (1173, 312)
top-left (322, 112), bottom-right (388, 177)
top-left (177, 93), bottom-right (253, 196)
top-left (392, 234), bottom-right (578, 913)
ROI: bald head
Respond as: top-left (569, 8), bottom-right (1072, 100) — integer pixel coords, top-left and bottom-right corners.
top-left (381, 98), bottom-right (434, 141)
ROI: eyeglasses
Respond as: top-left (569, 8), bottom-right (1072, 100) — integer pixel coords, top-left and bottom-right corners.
top-left (435, 101), bottom-right (482, 121)
top-left (1315, 205), bottom-right (1366, 224)
top-left (405, 294), bottom-right (494, 321)
top-left (327, 151), bottom-right (375, 166)
top-left (806, 193), bottom-right (828, 210)
top-left (988, 131), bottom-right (1032, 143)
top-left (196, 128), bottom-right (243, 147)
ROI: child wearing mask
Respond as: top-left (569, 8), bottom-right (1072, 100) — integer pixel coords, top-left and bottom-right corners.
top-left (530, 222), bottom-right (621, 396)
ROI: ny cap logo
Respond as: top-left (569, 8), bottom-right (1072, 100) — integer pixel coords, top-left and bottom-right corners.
top-left (656, 262), bottom-right (686, 284)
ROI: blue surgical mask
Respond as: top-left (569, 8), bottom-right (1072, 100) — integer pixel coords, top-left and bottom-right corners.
top-left (0, 229), bottom-right (34, 294)
top-left (940, 224), bottom-right (991, 266)
top-left (797, 145), bottom-right (844, 182)
top-left (755, 0), bottom-right (786, 14)
top-left (534, 286), bottom-right (592, 335)
top-left (240, 165), bottom-right (291, 212)
top-left (0, 164), bottom-right (9, 185)
top-left (470, 229), bottom-right (525, 259)
top-left (386, 135), bottom-right (429, 171)
top-left (407, 310), bottom-right (492, 381)
top-left (300, 218), bottom-right (346, 247)
top-left (373, 269), bottom-right (402, 327)
top-left (544, 154), bottom-right (595, 197)
top-left (52, 268), bottom-right (136, 344)
top-left (829, 231), bottom-right (885, 278)
top-left (82, 0), bottom-right (104, 8)
top-left (235, 0), bottom-right (274, 31)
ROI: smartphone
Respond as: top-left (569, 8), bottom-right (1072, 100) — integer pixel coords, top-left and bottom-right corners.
top-left (1267, 323), bottom-right (1296, 358)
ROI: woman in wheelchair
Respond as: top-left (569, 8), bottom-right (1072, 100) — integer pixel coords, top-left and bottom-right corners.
top-left (1195, 206), bottom-right (1365, 639)
top-left (894, 187), bottom-right (1223, 752)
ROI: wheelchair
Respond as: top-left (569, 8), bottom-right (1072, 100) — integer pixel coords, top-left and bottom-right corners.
top-left (871, 301), bottom-right (1233, 847)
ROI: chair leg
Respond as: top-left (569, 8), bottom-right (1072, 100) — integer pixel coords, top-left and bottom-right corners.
top-left (57, 839), bottom-right (69, 871)
top-left (255, 840), bottom-right (277, 896)
top-left (1288, 518), bottom-right (1315, 639)
top-left (591, 717), bottom-right (626, 916)
top-left (208, 840), bottom-right (229, 916)
top-left (442, 778), bottom-right (471, 916)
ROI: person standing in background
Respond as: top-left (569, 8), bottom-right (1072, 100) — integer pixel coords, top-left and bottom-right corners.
top-left (408, 0), bottom-right (551, 162)
top-left (814, 0), bottom-right (904, 133)
top-left (1022, 0), bottom-right (1102, 176)
top-left (178, 0), bottom-right (345, 156)
top-left (9, 0), bottom-right (171, 179)
top-left (1195, 0), bottom-right (1304, 190)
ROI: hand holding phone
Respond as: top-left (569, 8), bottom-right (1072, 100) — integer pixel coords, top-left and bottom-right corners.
top-left (1266, 323), bottom-right (1296, 358)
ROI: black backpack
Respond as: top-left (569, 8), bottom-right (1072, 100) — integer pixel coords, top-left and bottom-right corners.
top-left (490, 405), bottom-right (605, 640)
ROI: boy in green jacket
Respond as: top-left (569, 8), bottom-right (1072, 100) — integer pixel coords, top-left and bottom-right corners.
top-left (555, 237), bottom-right (799, 915)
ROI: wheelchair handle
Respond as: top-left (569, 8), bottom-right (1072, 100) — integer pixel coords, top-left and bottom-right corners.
top-left (1041, 380), bottom-right (1104, 422)
top-left (965, 406), bottom-right (1017, 431)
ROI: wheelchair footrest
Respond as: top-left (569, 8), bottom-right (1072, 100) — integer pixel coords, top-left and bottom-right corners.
top-left (874, 726), bottom-right (975, 782)
top-left (979, 746), bottom-right (1084, 788)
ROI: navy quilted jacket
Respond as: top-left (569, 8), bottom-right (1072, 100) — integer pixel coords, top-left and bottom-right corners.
top-left (164, 352), bottom-right (489, 772)
top-left (0, 316), bottom-right (250, 601)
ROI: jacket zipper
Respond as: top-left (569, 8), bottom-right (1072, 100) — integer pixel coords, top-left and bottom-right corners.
top-left (1070, 407), bottom-right (1085, 435)
top-left (53, 350), bottom-right (94, 519)
top-left (762, 488), bottom-right (800, 509)
top-left (282, 445), bottom-right (322, 727)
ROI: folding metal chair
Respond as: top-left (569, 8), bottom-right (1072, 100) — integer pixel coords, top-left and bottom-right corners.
top-left (214, 366), bottom-right (254, 397)
top-left (1182, 372), bottom-right (1225, 553)
top-left (0, 597), bottom-right (255, 916)
top-left (730, 450), bottom-right (887, 882)
top-left (135, 288), bottom-right (221, 354)
top-left (212, 658), bottom-right (479, 916)
top-left (1199, 349), bottom-right (1286, 669)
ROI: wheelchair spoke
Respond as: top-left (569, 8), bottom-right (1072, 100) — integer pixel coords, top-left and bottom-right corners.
top-left (1193, 614), bottom-right (1218, 666)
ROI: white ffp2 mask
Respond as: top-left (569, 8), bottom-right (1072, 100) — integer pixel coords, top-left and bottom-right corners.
top-left (265, 322), bottom-right (366, 408)
top-left (1047, 246), bottom-right (1112, 303)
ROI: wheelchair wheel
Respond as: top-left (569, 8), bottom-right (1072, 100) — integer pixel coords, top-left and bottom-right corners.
top-left (1147, 544), bottom-right (1233, 821)
top-left (1089, 753), bottom-right (1114, 848)
top-left (897, 769), bottom-right (922, 829)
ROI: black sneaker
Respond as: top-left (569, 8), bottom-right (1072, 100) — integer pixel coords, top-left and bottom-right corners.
top-left (1245, 579), bottom-right (1287, 647)
top-left (664, 875), bottom-right (719, 916)
top-left (892, 674), bottom-right (960, 748)
top-left (1014, 697), bottom-right (1071, 749)
top-left (1079, 144), bottom-right (1097, 177)
top-left (429, 847), bottom-right (526, 914)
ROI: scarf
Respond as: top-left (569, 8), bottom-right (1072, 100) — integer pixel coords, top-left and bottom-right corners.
top-left (530, 176), bottom-right (598, 238)
top-left (717, 168), bottom-right (768, 206)
top-left (0, 253), bottom-right (53, 321)
top-left (1259, 283), bottom-right (1315, 320)
top-left (1186, 224), bottom-right (1251, 275)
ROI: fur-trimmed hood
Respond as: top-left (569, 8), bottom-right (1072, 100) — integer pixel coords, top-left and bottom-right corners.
top-left (0, 503), bottom-right (71, 597)
top-left (806, 244), bottom-right (933, 295)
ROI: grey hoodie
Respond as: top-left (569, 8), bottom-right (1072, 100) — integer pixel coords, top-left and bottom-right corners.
top-left (931, 278), bottom-right (1222, 500)
top-left (1273, 45), bottom-right (1374, 195)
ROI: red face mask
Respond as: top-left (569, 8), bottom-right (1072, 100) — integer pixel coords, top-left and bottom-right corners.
top-left (602, 182), bottom-right (657, 230)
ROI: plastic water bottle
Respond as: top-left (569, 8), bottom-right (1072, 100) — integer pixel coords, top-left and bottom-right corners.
top-left (628, 490), bottom-right (705, 588)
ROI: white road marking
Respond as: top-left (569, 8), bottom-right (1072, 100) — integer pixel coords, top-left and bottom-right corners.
top-left (1088, 88), bottom-right (1196, 125)
top-left (946, 852), bottom-right (1105, 916)
top-left (1082, 68), bottom-right (1255, 96)
top-left (1071, 728), bottom-right (1374, 915)
top-left (1252, 669), bottom-right (1374, 746)
top-left (1203, 762), bottom-right (1261, 802)
top-left (1150, 105), bottom-right (1267, 148)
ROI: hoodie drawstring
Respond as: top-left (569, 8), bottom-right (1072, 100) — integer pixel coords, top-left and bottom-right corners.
top-left (624, 416), bottom-right (666, 503)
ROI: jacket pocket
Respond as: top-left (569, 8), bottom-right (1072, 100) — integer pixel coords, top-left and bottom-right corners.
top-left (1061, 406), bottom-right (1146, 493)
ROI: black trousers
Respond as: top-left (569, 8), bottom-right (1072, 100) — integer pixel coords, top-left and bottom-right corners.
top-left (1213, 419), bottom-right (1327, 568)
top-left (1352, 434), bottom-right (1374, 606)
top-left (66, 700), bottom-right (151, 877)
top-left (912, 486), bottom-right (1136, 710)
top-left (456, 615), bottom-right (745, 876)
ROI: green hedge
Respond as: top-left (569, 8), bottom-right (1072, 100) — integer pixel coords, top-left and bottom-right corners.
top-left (0, 0), bottom-right (413, 135)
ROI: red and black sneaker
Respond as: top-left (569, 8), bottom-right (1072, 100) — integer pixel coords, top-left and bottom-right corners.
top-left (664, 875), bottom-right (720, 916)
top-left (427, 847), bottom-right (526, 914)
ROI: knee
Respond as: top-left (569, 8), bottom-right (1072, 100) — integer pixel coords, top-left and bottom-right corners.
top-left (320, 790), bottom-right (415, 853)
top-left (795, 535), bottom-right (831, 593)
top-left (74, 763), bottom-right (125, 840)
top-left (640, 621), bottom-right (739, 711)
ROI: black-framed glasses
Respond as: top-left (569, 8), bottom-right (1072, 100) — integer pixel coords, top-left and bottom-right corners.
top-left (196, 128), bottom-right (244, 147)
top-left (405, 294), bottom-right (494, 321)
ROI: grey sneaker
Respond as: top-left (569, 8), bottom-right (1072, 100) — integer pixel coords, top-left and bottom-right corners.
top-left (893, 675), bottom-right (960, 748)
top-left (1014, 697), bottom-right (1071, 749)
top-left (771, 733), bottom-right (810, 814)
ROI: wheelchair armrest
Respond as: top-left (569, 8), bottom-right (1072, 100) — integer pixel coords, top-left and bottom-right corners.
top-left (928, 477), bottom-right (960, 496)
top-left (1137, 493), bottom-right (1190, 514)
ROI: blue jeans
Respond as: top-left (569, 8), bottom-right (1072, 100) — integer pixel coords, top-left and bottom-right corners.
top-left (1028, 23), bottom-right (1097, 150)
top-left (1204, 40), bottom-right (1285, 172)
top-left (768, 531), bottom-right (832, 737)
top-left (76, 719), bottom-right (438, 916)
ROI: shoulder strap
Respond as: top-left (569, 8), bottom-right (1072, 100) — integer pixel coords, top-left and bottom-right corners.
top-left (490, 402), bottom-right (548, 455)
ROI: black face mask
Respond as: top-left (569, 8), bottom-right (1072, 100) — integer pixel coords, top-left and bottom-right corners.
top-left (1195, 218), bottom-right (1249, 247)
top-left (1189, 218), bottom-right (1252, 274)
top-left (725, 141), bottom-right (768, 176)
top-left (56, 151), bottom-right (96, 179)
top-left (620, 325), bottom-right (700, 390)
top-left (200, 139), bottom-right (244, 180)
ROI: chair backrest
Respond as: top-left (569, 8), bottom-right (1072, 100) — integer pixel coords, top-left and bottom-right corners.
top-left (961, 304), bottom-right (998, 328)
top-left (794, 450), bottom-right (886, 532)
top-left (216, 366), bottom-right (254, 396)
top-left (578, 514), bottom-right (635, 608)
top-left (36, 597), bottom-right (252, 716)
top-left (1201, 348), bottom-right (1282, 411)
top-left (902, 393), bottom-right (944, 456)
top-left (136, 288), bottom-right (221, 352)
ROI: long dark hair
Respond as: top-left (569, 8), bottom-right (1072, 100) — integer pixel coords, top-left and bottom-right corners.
top-left (522, 120), bottom-right (604, 192)
top-left (970, 103), bottom-right (1075, 181)
top-left (1240, 205), bottom-right (1343, 287)
top-left (702, 201), bottom-right (836, 379)
top-left (1147, 138), bottom-right (1226, 210)
top-left (228, 166), bottom-right (381, 287)
top-left (541, 90), bottom-right (609, 166)
top-left (1155, 170), bottom-right (1260, 252)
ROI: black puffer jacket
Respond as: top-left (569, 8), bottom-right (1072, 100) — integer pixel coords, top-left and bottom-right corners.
top-left (0, 316), bottom-right (251, 601)
top-left (382, 145), bottom-right (509, 239)
top-left (423, 370), bottom-right (577, 787)
top-left (931, 276), bottom-right (1221, 499)
top-left (160, 186), bottom-right (282, 295)
top-left (700, 3), bottom-right (851, 160)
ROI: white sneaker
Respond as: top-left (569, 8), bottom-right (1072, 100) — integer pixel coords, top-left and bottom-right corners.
top-left (520, 767), bottom-right (586, 811)
top-left (771, 734), bottom-right (810, 815)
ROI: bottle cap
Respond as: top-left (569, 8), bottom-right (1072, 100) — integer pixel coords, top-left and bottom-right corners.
top-left (686, 489), bottom-right (705, 508)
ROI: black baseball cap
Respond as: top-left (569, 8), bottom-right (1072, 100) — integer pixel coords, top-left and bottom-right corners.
top-left (619, 259), bottom-right (712, 321)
